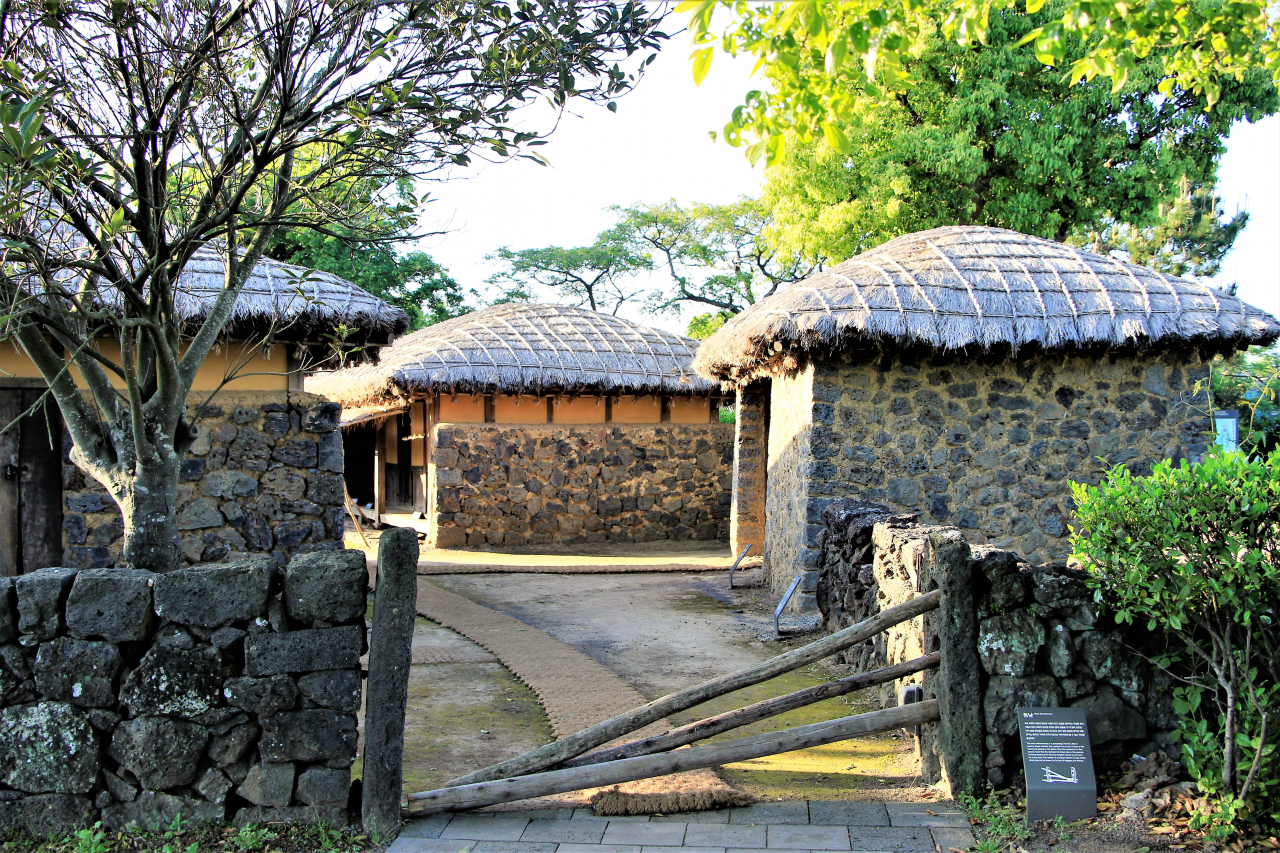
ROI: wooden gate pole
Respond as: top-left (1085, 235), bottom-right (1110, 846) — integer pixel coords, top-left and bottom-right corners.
top-left (362, 528), bottom-right (420, 837)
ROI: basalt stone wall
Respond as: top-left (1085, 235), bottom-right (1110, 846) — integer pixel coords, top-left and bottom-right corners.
top-left (0, 551), bottom-right (368, 837)
top-left (429, 423), bottom-right (734, 549)
top-left (816, 501), bottom-right (1176, 792)
top-left (764, 345), bottom-right (1212, 590)
top-left (62, 392), bottom-right (346, 570)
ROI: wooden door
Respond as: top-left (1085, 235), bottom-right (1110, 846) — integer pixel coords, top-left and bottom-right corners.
top-left (0, 387), bottom-right (64, 575)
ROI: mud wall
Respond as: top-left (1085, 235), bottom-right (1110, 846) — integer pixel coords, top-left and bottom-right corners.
top-left (62, 392), bottom-right (346, 569)
top-left (815, 500), bottom-right (1176, 791)
top-left (428, 423), bottom-right (733, 548)
top-left (0, 552), bottom-right (367, 835)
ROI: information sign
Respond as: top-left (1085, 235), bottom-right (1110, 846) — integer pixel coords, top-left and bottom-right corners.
top-left (1017, 707), bottom-right (1097, 822)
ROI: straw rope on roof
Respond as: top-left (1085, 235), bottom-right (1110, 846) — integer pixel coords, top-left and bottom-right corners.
top-left (167, 247), bottom-right (409, 343)
top-left (19, 242), bottom-right (409, 344)
top-left (308, 303), bottom-right (717, 407)
top-left (694, 225), bottom-right (1280, 386)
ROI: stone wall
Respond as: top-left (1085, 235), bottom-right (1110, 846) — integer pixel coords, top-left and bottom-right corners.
top-left (816, 500), bottom-right (1175, 792)
top-left (729, 383), bottom-right (768, 559)
top-left (0, 551), bottom-right (367, 836)
top-left (429, 423), bottom-right (734, 549)
top-left (764, 345), bottom-right (1211, 588)
top-left (62, 392), bottom-right (346, 570)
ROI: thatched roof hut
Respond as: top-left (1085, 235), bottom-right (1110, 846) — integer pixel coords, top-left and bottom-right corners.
top-left (171, 247), bottom-right (409, 344)
top-left (695, 225), bottom-right (1280, 386)
top-left (309, 303), bottom-right (715, 408)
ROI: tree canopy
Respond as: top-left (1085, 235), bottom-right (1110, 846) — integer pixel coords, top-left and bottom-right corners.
top-left (0, 0), bottom-right (666, 571)
top-left (757, 9), bottom-right (1275, 263)
top-left (678, 0), bottom-right (1279, 165)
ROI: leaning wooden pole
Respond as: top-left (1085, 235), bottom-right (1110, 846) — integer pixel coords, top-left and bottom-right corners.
top-left (562, 652), bottom-right (941, 768)
top-left (448, 590), bottom-right (941, 786)
top-left (412, 700), bottom-right (940, 815)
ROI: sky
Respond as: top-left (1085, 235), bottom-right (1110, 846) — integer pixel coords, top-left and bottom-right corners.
top-left (416, 38), bottom-right (1280, 336)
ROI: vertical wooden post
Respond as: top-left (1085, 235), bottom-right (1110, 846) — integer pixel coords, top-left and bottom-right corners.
top-left (374, 422), bottom-right (387, 523)
top-left (362, 527), bottom-right (420, 837)
top-left (660, 396), bottom-right (671, 423)
top-left (0, 391), bottom-right (22, 576)
top-left (546, 397), bottom-right (555, 424)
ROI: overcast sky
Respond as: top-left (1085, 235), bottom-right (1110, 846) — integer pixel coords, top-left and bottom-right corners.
top-left (417, 41), bottom-right (1280, 336)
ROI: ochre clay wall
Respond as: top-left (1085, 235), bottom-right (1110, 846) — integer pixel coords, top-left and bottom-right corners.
top-left (62, 392), bottom-right (345, 569)
top-left (428, 423), bottom-right (733, 548)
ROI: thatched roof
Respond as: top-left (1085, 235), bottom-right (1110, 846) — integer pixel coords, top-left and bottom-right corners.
top-left (171, 247), bottom-right (409, 344)
top-left (308, 303), bottom-right (716, 407)
top-left (19, 243), bottom-right (409, 345)
top-left (695, 225), bottom-right (1280, 385)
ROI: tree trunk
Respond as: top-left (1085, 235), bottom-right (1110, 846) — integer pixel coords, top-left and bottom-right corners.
top-left (89, 452), bottom-right (183, 573)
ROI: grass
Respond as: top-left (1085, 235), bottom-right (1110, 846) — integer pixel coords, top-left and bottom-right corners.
top-left (2, 820), bottom-right (369, 853)
top-left (958, 793), bottom-right (1033, 853)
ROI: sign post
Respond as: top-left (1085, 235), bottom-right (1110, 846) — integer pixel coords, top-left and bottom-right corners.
top-left (1017, 707), bottom-right (1097, 823)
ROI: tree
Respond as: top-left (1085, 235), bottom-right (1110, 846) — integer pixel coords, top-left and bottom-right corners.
top-left (677, 0), bottom-right (1279, 165)
top-left (756, 10), bottom-right (1275, 262)
top-left (485, 230), bottom-right (652, 315)
top-left (1212, 345), bottom-right (1280, 453)
top-left (615, 198), bottom-right (821, 315)
top-left (0, 0), bottom-right (666, 572)
top-left (1072, 451), bottom-right (1280, 821)
top-left (487, 198), bottom-right (819, 322)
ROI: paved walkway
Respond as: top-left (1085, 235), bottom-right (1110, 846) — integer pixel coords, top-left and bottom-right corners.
top-left (390, 801), bottom-right (976, 853)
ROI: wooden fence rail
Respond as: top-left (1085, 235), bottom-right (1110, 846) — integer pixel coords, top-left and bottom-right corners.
top-left (408, 700), bottom-right (940, 815)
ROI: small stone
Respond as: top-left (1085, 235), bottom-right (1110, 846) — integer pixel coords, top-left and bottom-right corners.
top-left (155, 624), bottom-right (195, 649)
top-left (101, 791), bottom-right (223, 832)
top-left (284, 551), bottom-right (367, 624)
top-left (194, 767), bottom-right (233, 804)
top-left (223, 674), bottom-right (298, 717)
top-left (33, 637), bottom-right (121, 707)
top-left (0, 702), bottom-right (99, 793)
top-left (244, 626), bottom-right (363, 676)
top-left (208, 712), bottom-right (250, 737)
top-left (1077, 631), bottom-right (1145, 695)
top-left (1030, 569), bottom-right (1097, 628)
top-left (303, 402), bottom-right (341, 433)
top-left (1071, 689), bottom-right (1147, 744)
top-left (177, 498), bottom-right (224, 530)
top-left (972, 546), bottom-right (1024, 611)
top-left (103, 770), bottom-right (138, 803)
top-left (295, 766), bottom-right (349, 806)
top-left (87, 709), bottom-right (121, 733)
top-left (208, 722), bottom-right (259, 767)
top-left (296, 670), bottom-right (361, 713)
top-left (224, 759), bottom-right (250, 785)
top-left (236, 761), bottom-right (295, 807)
top-left (201, 470), bottom-right (259, 499)
top-left (267, 597), bottom-right (288, 633)
top-left (152, 557), bottom-right (272, 627)
top-left (259, 709), bottom-right (358, 765)
top-left (94, 790), bottom-right (114, 809)
top-left (272, 439), bottom-right (318, 468)
top-left (984, 674), bottom-right (1064, 737)
top-left (977, 610), bottom-right (1045, 677)
top-left (211, 626), bottom-right (247, 650)
top-left (1046, 620), bottom-right (1075, 677)
top-left (65, 568), bottom-right (155, 643)
top-left (120, 645), bottom-right (222, 718)
top-left (16, 567), bottom-right (78, 641)
top-left (109, 716), bottom-right (208, 789)
top-left (0, 644), bottom-right (29, 681)
top-left (18, 794), bottom-right (97, 835)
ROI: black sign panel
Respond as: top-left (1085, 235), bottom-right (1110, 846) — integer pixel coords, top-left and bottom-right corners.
top-left (1017, 707), bottom-right (1097, 823)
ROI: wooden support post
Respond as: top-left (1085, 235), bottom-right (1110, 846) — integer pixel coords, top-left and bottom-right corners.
top-left (410, 701), bottom-right (940, 815)
top-left (374, 423), bottom-right (387, 524)
top-left (564, 652), bottom-right (941, 768)
top-left (449, 589), bottom-right (941, 786)
top-left (362, 528), bottom-right (420, 836)
top-left (343, 483), bottom-right (370, 549)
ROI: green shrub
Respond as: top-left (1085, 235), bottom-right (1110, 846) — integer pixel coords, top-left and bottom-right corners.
top-left (1070, 449), bottom-right (1280, 828)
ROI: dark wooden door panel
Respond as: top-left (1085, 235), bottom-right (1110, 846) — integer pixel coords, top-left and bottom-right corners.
top-left (0, 391), bottom-right (21, 577)
top-left (18, 390), bottom-right (63, 572)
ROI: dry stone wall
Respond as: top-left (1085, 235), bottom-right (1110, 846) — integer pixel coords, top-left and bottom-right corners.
top-left (816, 500), bottom-right (1176, 792)
top-left (772, 346), bottom-right (1211, 586)
top-left (62, 392), bottom-right (346, 570)
top-left (429, 423), bottom-right (734, 548)
top-left (0, 551), bottom-right (368, 836)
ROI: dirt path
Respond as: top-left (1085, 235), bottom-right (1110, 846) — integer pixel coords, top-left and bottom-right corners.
top-left (424, 570), bottom-right (928, 802)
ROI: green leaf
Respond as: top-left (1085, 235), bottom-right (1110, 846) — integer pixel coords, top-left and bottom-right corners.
top-left (822, 122), bottom-right (851, 153)
top-left (690, 47), bottom-right (714, 85)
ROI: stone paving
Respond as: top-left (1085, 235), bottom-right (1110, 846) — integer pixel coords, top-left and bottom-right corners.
top-left (391, 801), bottom-right (976, 853)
